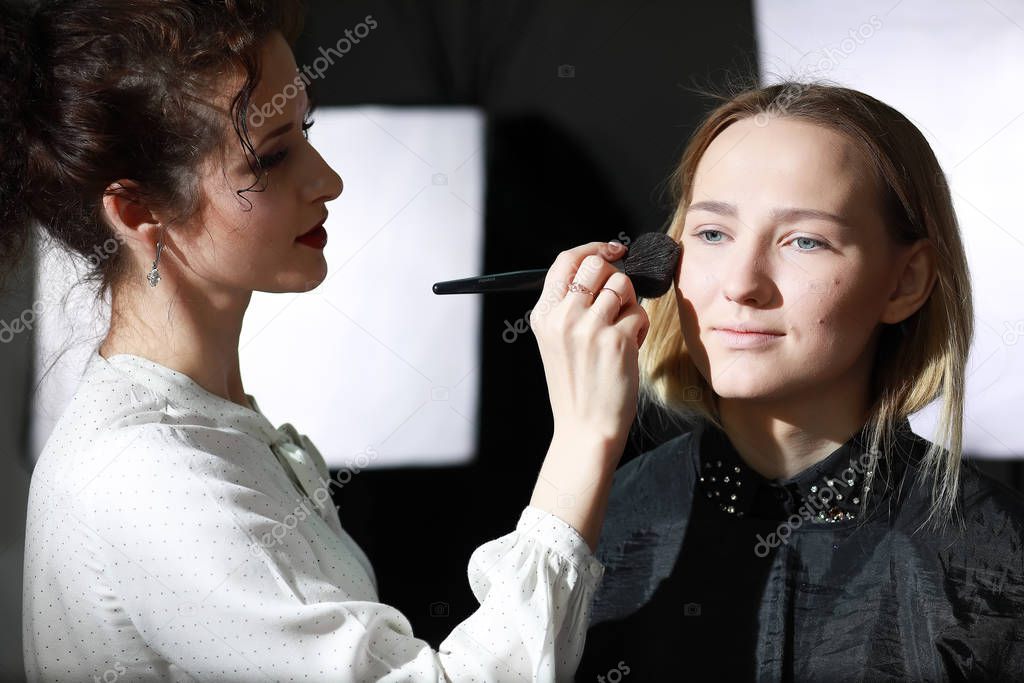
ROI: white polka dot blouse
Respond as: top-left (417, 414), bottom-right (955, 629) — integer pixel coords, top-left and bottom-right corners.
top-left (23, 350), bottom-right (605, 682)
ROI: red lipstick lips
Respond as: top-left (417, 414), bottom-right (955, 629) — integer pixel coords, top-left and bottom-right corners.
top-left (296, 215), bottom-right (328, 250)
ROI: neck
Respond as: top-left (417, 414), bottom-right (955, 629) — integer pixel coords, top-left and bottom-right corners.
top-left (716, 344), bottom-right (876, 481)
top-left (99, 275), bottom-right (252, 408)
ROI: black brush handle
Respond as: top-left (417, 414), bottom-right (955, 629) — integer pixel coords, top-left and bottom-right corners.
top-left (432, 268), bottom-right (550, 294)
top-left (431, 233), bottom-right (681, 297)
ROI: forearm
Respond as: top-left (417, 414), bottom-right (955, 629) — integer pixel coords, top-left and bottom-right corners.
top-left (529, 431), bottom-right (624, 553)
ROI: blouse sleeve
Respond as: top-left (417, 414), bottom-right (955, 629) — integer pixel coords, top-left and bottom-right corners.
top-left (78, 424), bottom-right (604, 682)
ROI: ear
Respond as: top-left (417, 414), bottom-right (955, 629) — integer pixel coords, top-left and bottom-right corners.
top-left (101, 180), bottom-right (164, 257)
top-left (880, 238), bottom-right (937, 325)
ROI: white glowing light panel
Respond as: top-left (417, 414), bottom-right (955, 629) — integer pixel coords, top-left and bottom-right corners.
top-left (754, 0), bottom-right (1024, 456)
top-left (241, 108), bottom-right (484, 468)
top-left (32, 107), bottom-right (485, 469)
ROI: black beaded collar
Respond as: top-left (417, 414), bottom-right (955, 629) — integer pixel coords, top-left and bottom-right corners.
top-left (695, 417), bottom-right (914, 524)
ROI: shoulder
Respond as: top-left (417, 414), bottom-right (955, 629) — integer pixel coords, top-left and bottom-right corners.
top-left (952, 460), bottom-right (1024, 544)
top-left (897, 430), bottom-right (1024, 540)
top-left (959, 460), bottom-right (1024, 515)
top-left (600, 428), bottom-right (699, 546)
top-left (35, 363), bottom-right (283, 512)
top-left (41, 421), bottom-right (277, 520)
top-left (916, 463), bottom-right (1024, 659)
top-left (608, 430), bottom-right (697, 507)
top-left (604, 429), bottom-right (698, 522)
top-left (896, 447), bottom-right (1024, 594)
top-left (590, 429), bottom-right (699, 624)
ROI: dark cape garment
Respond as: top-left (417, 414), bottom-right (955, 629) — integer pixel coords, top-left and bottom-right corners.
top-left (576, 418), bottom-right (1024, 682)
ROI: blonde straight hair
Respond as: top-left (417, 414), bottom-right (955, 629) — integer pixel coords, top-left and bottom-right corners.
top-left (639, 82), bottom-right (972, 534)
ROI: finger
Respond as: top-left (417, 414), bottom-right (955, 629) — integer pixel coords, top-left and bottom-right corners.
top-left (565, 255), bottom-right (619, 310)
top-left (588, 271), bottom-right (633, 324)
top-left (637, 308), bottom-right (651, 347)
top-left (615, 303), bottom-right (650, 348)
top-left (540, 241), bottom-right (628, 307)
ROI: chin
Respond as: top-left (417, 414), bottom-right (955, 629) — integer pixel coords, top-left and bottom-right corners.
top-left (705, 364), bottom-right (786, 400)
top-left (291, 261), bottom-right (329, 293)
top-left (711, 384), bottom-right (775, 401)
top-left (262, 270), bottom-right (327, 294)
top-left (290, 273), bottom-right (326, 293)
top-left (299, 277), bottom-right (325, 293)
top-left (711, 370), bottom-right (818, 404)
top-left (712, 387), bottom-right (774, 403)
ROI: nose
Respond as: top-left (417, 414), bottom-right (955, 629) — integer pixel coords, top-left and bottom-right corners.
top-left (720, 241), bottom-right (773, 306)
top-left (306, 147), bottom-right (344, 204)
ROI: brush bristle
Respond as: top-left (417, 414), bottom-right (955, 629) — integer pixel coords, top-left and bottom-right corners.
top-left (622, 232), bottom-right (680, 298)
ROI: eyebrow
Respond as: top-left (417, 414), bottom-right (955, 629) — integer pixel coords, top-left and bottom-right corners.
top-left (257, 122), bottom-right (293, 148)
top-left (255, 91), bottom-right (314, 149)
top-left (686, 200), bottom-right (848, 226)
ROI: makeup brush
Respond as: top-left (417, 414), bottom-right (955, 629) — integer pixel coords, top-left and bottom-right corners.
top-left (432, 232), bottom-right (680, 299)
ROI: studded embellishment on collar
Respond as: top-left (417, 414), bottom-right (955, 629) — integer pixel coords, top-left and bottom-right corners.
top-left (695, 418), bottom-right (912, 524)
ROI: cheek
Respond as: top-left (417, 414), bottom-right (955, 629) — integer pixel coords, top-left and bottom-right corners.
top-left (205, 170), bottom-right (291, 239)
top-left (227, 217), bottom-right (281, 250)
top-left (676, 251), bottom-right (716, 303)
top-left (209, 200), bottom-right (287, 251)
top-left (791, 278), bottom-right (878, 349)
top-left (180, 207), bottom-right (277, 279)
top-left (675, 257), bottom-right (712, 334)
top-left (671, 288), bottom-right (710, 374)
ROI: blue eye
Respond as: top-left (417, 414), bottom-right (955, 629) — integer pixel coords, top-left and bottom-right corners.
top-left (695, 229), bottom-right (825, 252)
top-left (792, 236), bottom-right (824, 251)
top-left (695, 229), bottom-right (725, 243)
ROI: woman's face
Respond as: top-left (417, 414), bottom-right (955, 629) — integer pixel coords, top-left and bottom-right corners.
top-left (181, 30), bottom-right (344, 294)
top-left (676, 116), bottom-right (905, 402)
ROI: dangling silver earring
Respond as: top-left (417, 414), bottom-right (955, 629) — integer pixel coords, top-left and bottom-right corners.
top-left (147, 239), bottom-right (164, 288)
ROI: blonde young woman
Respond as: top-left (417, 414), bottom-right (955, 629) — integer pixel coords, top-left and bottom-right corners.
top-left (3, 1), bottom-right (648, 681)
top-left (575, 84), bottom-right (1024, 681)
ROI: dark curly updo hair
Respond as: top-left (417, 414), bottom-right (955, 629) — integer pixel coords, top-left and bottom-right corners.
top-left (0, 0), bottom-right (308, 294)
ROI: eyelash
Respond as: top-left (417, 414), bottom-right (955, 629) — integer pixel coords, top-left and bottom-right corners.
top-left (256, 117), bottom-right (316, 169)
top-left (693, 228), bottom-right (827, 252)
top-left (257, 149), bottom-right (288, 169)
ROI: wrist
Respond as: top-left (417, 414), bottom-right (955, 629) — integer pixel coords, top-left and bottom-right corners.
top-left (549, 426), bottom-right (627, 466)
top-left (531, 439), bottom-right (620, 552)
